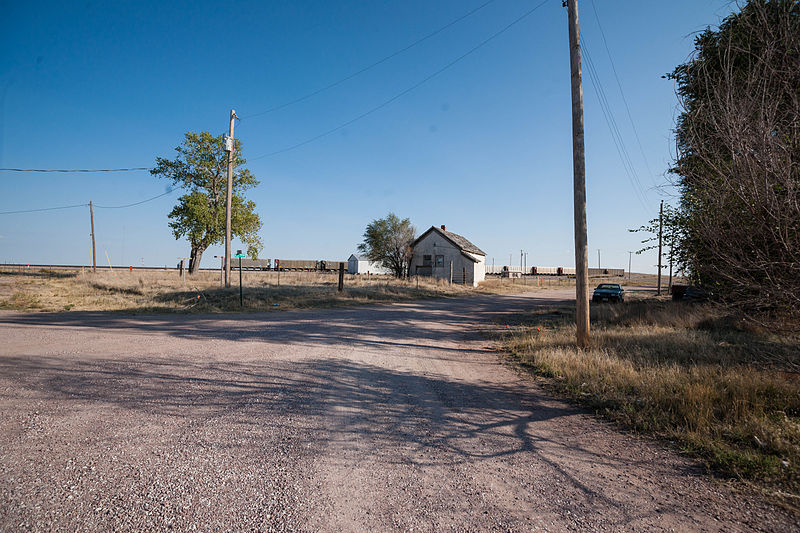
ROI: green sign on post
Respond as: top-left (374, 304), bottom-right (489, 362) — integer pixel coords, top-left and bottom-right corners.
top-left (235, 250), bottom-right (244, 306)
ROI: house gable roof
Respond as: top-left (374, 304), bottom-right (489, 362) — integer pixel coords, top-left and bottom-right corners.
top-left (412, 226), bottom-right (486, 256)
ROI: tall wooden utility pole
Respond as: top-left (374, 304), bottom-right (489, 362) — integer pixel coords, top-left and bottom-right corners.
top-left (224, 109), bottom-right (236, 288)
top-left (567, 0), bottom-right (590, 348)
top-left (657, 200), bottom-right (663, 296)
top-left (628, 251), bottom-right (632, 280)
top-left (89, 201), bottom-right (96, 273)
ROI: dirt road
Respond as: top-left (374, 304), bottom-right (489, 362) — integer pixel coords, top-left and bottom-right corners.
top-left (0, 289), bottom-right (795, 531)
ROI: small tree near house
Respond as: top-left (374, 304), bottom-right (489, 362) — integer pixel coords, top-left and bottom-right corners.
top-left (151, 131), bottom-right (262, 274)
top-left (358, 213), bottom-right (416, 278)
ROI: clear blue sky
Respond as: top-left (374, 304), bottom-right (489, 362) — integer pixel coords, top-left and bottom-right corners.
top-left (0, 0), bottom-right (733, 272)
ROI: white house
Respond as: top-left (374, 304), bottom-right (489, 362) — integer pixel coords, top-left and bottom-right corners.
top-left (410, 225), bottom-right (486, 287)
top-left (347, 254), bottom-right (391, 275)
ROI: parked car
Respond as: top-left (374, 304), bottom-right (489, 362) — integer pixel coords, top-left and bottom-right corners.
top-left (592, 283), bottom-right (624, 303)
top-left (682, 285), bottom-right (710, 302)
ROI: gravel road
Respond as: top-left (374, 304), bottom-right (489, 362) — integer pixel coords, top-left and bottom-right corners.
top-left (0, 289), bottom-right (796, 532)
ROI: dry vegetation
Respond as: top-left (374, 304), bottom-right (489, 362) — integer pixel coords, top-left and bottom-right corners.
top-left (0, 267), bottom-right (573, 313)
top-left (500, 298), bottom-right (800, 500)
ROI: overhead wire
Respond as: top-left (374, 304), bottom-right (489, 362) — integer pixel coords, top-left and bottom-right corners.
top-left (0, 167), bottom-right (150, 173)
top-left (580, 33), bottom-right (650, 210)
top-left (0, 203), bottom-right (88, 215)
top-left (239, 0), bottom-right (499, 120)
top-left (248, 0), bottom-right (551, 161)
top-left (94, 189), bottom-right (177, 209)
top-left (588, 0), bottom-right (657, 187)
top-left (0, 189), bottom-right (177, 215)
top-left (583, 42), bottom-right (648, 209)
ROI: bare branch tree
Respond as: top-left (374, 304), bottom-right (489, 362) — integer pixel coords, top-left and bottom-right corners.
top-left (669, 0), bottom-right (799, 328)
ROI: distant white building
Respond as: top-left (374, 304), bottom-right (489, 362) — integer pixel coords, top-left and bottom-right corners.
top-left (347, 254), bottom-right (391, 275)
top-left (410, 225), bottom-right (486, 287)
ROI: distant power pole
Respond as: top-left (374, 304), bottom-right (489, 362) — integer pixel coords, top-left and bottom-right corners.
top-left (224, 109), bottom-right (236, 288)
top-left (657, 200), bottom-right (663, 296)
top-left (567, 0), bottom-right (590, 348)
top-left (89, 200), bottom-right (96, 273)
top-left (628, 251), bottom-right (632, 280)
top-left (597, 249), bottom-right (601, 270)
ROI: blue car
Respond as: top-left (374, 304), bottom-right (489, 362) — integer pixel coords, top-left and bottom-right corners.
top-left (592, 283), bottom-right (624, 303)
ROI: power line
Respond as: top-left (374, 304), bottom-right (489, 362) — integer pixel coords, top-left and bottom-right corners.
top-left (580, 34), bottom-right (649, 210)
top-left (0, 189), bottom-right (176, 215)
top-left (239, 0), bottom-right (499, 120)
top-left (249, 0), bottom-right (550, 161)
top-left (588, 0), bottom-right (657, 187)
top-left (95, 189), bottom-right (177, 209)
top-left (0, 167), bottom-right (150, 173)
top-left (582, 38), bottom-right (647, 208)
top-left (0, 203), bottom-right (87, 215)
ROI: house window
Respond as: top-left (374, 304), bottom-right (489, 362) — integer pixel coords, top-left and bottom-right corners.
top-left (435, 255), bottom-right (444, 267)
top-left (422, 255), bottom-right (432, 266)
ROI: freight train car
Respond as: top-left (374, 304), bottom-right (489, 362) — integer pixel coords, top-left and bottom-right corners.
top-left (588, 268), bottom-right (625, 277)
top-left (274, 259), bottom-right (318, 271)
top-left (317, 260), bottom-right (346, 272)
top-left (233, 258), bottom-right (272, 271)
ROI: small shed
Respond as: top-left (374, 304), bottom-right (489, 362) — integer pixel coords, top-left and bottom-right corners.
top-left (347, 254), bottom-right (390, 275)
top-left (410, 225), bottom-right (486, 287)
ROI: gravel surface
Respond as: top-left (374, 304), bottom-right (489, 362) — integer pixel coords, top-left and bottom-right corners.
top-left (0, 289), bottom-right (797, 532)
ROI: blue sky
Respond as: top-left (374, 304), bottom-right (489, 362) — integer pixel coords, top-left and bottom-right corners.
top-left (0, 0), bottom-right (734, 272)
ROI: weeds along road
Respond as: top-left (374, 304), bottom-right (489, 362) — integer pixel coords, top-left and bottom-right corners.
top-left (0, 289), bottom-right (795, 532)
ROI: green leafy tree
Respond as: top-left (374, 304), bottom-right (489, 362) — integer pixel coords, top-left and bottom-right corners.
top-left (667, 0), bottom-right (799, 324)
top-left (358, 213), bottom-right (416, 278)
top-left (151, 132), bottom-right (262, 274)
top-left (629, 204), bottom-right (685, 287)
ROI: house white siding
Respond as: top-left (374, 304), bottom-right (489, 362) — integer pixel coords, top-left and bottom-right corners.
top-left (410, 228), bottom-right (485, 287)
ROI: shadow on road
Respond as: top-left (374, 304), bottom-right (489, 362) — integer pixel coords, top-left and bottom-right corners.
top-left (0, 289), bottom-right (731, 531)
top-left (0, 293), bottom-right (573, 353)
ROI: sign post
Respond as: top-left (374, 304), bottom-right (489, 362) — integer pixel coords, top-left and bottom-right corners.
top-left (235, 250), bottom-right (245, 306)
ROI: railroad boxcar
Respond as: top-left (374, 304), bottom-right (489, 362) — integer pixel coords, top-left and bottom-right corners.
top-left (275, 259), bottom-right (317, 271)
top-left (318, 260), bottom-right (346, 272)
top-left (234, 258), bottom-right (272, 271)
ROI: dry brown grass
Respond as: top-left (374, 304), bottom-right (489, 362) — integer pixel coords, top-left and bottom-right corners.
top-left (0, 268), bottom-right (560, 313)
top-left (500, 299), bottom-right (800, 499)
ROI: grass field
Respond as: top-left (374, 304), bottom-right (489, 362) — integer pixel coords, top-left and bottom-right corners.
top-left (499, 298), bottom-right (800, 502)
top-left (0, 267), bottom-right (581, 313)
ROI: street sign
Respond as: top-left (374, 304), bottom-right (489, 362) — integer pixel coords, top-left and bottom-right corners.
top-left (235, 250), bottom-right (245, 258)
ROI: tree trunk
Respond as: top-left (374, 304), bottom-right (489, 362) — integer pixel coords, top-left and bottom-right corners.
top-left (189, 246), bottom-right (206, 274)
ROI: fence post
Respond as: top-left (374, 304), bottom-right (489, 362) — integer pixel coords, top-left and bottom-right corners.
top-left (338, 262), bottom-right (344, 292)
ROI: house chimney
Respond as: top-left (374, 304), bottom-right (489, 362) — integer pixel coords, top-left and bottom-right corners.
top-left (441, 224), bottom-right (447, 232)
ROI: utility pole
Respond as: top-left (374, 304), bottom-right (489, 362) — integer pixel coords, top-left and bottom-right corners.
top-left (567, 0), bottom-right (590, 348)
top-left (224, 109), bottom-right (236, 288)
top-left (657, 200), bottom-right (663, 296)
top-left (628, 251), bottom-right (632, 280)
top-left (597, 249), bottom-right (601, 270)
top-left (520, 249), bottom-right (523, 271)
top-left (89, 201), bottom-right (96, 273)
